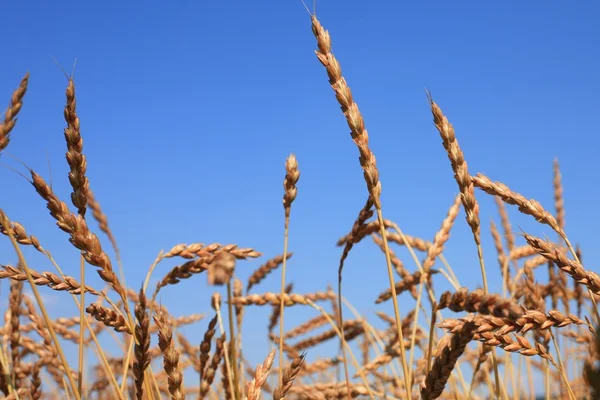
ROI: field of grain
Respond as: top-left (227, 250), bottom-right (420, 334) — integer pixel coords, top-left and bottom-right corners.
top-left (0, 7), bottom-right (598, 400)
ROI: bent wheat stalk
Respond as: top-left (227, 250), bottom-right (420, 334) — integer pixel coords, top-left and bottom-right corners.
top-left (311, 13), bottom-right (411, 399)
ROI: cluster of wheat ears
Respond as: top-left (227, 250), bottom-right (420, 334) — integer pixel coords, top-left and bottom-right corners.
top-left (0, 11), bottom-right (598, 400)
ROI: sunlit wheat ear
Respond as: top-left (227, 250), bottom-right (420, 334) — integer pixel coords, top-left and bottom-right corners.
top-left (29, 170), bottom-right (130, 314)
top-left (311, 13), bottom-right (411, 397)
top-left (427, 95), bottom-right (481, 246)
top-left (86, 303), bottom-right (131, 334)
top-left (63, 78), bottom-right (89, 216)
top-left (421, 322), bottom-right (475, 400)
top-left (273, 353), bottom-right (306, 400)
top-left (522, 233), bottom-right (600, 296)
top-left (0, 214), bottom-right (44, 253)
top-left (62, 81), bottom-right (90, 386)
top-left (279, 153), bottom-right (299, 385)
top-left (199, 315), bottom-right (218, 383)
top-left (199, 333), bottom-right (226, 399)
top-left (245, 349), bottom-right (276, 400)
top-left (0, 72), bottom-right (29, 153)
top-left (153, 307), bottom-right (184, 400)
top-left (133, 288), bottom-right (150, 400)
top-left (472, 173), bottom-right (562, 236)
top-left (427, 93), bottom-right (499, 395)
top-left (0, 265), bottom-right (99, 295)
top-left (62, 79), bottom-right (90, 394)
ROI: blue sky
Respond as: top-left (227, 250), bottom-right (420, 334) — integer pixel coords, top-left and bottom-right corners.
top-left (1, 0), bottom-right (598, 391)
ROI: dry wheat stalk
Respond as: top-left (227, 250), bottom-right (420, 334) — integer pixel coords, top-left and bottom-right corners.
top-left (523, 233), bottom-right (600, 295)
top-left (0, 73), bottom-right (29, 152)
top-left (311, 13), bottom-right (413, 395)
top-left (311, 16), bottom-right (380, 208)
top-left (438, 287), bottom-right (523, 319)
top-left (133, 288), bottom-right (150, 400)
top-left (440, 318), bottom-right (557, 364)
top-left (245, 349), bottom-right (275, 400)
top-left (279, 153), bottom-right (300, 385)
top-left (30, 171), bottom-right (129, 311)
top-left (427, 97), bottom-right (481, 247)
top-left (63, 78), bottom-right (89, 216)
top-left (0, 216), bottom-right (44, 253)
top-left (86, 303), bottom-right (131, 334)
top-left (272, 353), bottom-right (305, 400)
top-left (0, 264), bottom-right (99, 295)
top-left (421, 321), bottom-right (475, 400)
top-left (199, 333), bottom-right (225, 399)
top-left (163, 243), bottom-right (261, 260)
top-left (472, 173), bottom-right (562, 236)
top-left (154, 246), bottom-right (261, 299)
top-left (439, 311), bottom-right (587, 337)
top-left (154, 307), bottom-right (185, 400)
top-left (231, 291), bottom-right (336, 307)
top-left (199, 315), bottom-right (218, 382)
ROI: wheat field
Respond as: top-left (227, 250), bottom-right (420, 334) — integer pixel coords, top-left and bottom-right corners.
top-left (0, 8), bottom-right (598, 400)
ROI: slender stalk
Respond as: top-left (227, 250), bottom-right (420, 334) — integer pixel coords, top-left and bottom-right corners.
top-left (549, 330), bottom-right (575, 400)
top-left (376, 209), bottom-right (411, 399)
top-left (278, 223), bottom-right (290, 386)
top-left (213, 298), bottom-right (236, 399)
top-left (227, 282), bottom-right (240, 400)
top-left (425, 302), bottom-right (438, 376)
top-left (78, 253), bottom-right (85, 397)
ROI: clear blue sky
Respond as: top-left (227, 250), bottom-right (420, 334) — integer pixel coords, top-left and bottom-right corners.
top-left (1, 0), bottom-right (598, 387)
